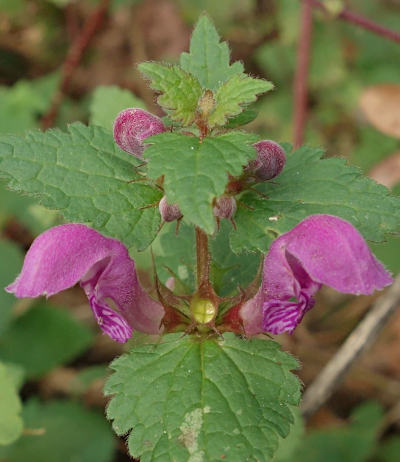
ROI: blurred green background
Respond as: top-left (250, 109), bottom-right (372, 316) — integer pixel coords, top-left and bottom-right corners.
top-left (0, 1), bottom-right (400, 461)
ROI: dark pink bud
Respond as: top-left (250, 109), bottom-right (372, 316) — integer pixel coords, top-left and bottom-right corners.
top-left (213, 196), bottom-right (237, 220)
top-left (159, 196), bottom-right (183, 222)
top-left (247, 140), bottom-right (286, 181)
top-left (113, 108), bottom-right (166, 158)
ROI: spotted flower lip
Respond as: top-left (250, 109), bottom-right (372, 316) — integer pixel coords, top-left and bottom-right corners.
top-left (240, 214), bottom-right (393, 336)
top-left (6, 224), bottom-right (165, 343)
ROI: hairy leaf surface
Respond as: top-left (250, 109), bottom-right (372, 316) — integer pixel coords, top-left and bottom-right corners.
top-left (145, 132), bottom-right (257, 233)
top-left (180, 15), bottom-right (244, 90)
top-left (105, 333), bottom-right (301, 462)
top-left (0, 123), bottom-right (161, 250)
top-left (139, 63), bottom-right (202, 125)
top-left (231, 145), bottom-right (400, 253)
top-left (209, 75), bottom-right (273, 127)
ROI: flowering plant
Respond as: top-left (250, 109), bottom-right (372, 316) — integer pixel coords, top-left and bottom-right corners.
top-left (1, 15), bottom-right (399, 462)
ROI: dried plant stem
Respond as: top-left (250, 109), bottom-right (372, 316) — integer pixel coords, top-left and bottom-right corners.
top-left (309, 0), bottom-right (400, 44)
top-left (293, 0), bottom-right (313, 149)
top-left (301, 274), bottom-right (400, 419)
top-left (41, 0), bottom-right (111, 130)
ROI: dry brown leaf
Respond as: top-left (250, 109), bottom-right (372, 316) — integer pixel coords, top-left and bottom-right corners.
top-left (369, 150), bottom-right (400, 188)
top-left (359, 84), bottom-right (400, 138)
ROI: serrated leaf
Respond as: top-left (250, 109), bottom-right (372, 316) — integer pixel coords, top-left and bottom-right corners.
top-left (0, 123), bottom-right (162, 250)
top-left (0, 304), bottom-right (93, 378)
top-left (105, 333), bottom-right (301, 462)
top-left (180, 15), bottom-right (244, 90)
top-left (272, 407), bottom-right (304, 462)
top-left (231, 145), bottom-right (400, 253)
top-left (139, 63), bottom-right (202, 125)
top-left (0, 240), bottom-right (23, 336)
top-left (89, 85), bottom-right (146, 131)
top-left (209, 74), bottom-right (273, 127)
top-left (0, 362), bottom-right (23, 446)
top-left (145, 131), bottom-right (258, 233)
top-left (0, 399), bottom-right (115, 462)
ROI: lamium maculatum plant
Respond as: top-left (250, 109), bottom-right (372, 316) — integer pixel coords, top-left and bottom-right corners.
top-left (1, 15), bottom-right (399, 462)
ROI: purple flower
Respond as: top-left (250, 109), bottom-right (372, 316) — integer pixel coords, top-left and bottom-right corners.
top-left (6, 224), bottom-right (165, 343)
top-left (240, 215), bottom-right (393, 336)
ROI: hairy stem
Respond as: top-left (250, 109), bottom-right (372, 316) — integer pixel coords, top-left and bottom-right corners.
top-left (293, 0), bottom-right (313, 149)
top-left (195, 227), bottom-right (211, 294)
top-left (309, 0), bottom-right (400, 44)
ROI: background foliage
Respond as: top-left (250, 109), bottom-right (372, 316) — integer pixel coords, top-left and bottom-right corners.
top-left (0, 0), bottom-right (400, 461)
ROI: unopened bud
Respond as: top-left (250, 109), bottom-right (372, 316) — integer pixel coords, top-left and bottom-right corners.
top-left (213, 195), bottom-right (237, 220)
top-left (159, 196), bottom-right (183, 222)
top-left (246, 140), bottom-right (286, 181)
top-left (113, 108), bottom-right (166, 158)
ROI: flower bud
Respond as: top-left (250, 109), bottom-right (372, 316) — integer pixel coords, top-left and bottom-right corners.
top-left (246, 140), bottom-right (286, 181)
top-left (113, 108), bottom-right (166, 158)
top-left (159, 196), bottom-right (183, 222)
top-left (213, 195), bottom-right (237, 220)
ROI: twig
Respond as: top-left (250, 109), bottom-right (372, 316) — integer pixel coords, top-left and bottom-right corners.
top-left (41, 0), bottom-right (111, 130)
top-left (309, 0), bottom-right (400, 44)
top-left (300, 274), bottom-right (400, 419)
top-left (293, 0), bottom-right (313, 149)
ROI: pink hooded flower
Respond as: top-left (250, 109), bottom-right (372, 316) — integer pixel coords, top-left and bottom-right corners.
top-left (6, 224), bottom-right (164, 343)
top-left (240, 215), bottom-right (392, 336)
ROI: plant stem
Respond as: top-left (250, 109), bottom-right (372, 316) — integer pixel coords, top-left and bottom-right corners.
top-left (41, 0), bottom-right (111, 130)
top-left (309, 0), bottom-right (400, 44)
top-left (195, 227), bottom-right (211, 294)
top-left (293, 0), bottom-right (313, 149)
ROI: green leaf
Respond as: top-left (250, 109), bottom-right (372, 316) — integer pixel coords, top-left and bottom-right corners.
top-left (0, 74), bottom-right (58, 134)
top-left (0, 240), bottom-right (23, 336)
top-left (89, 85), bottom-right (146, 132)
top-left (0, 182), bottom-right (60, 234)
top-left (154, 222), bottom-right (196, 293)
top-left (105, 333), bottom-right (301, 462)
top-left (231, 145), bottom-right (400, 253)
top-left (0, 362), bottom-right (23, 446)
top-left (0, 123), bottom-right (162, 250)
top-left (145, 131), bottom-right (258, 233)
top-left (225, 109), bottom-right (258, 129)
top-left (210, 220), bottom-right (261, 297)
top-left (295, 402), bottom-right (383, 462)
top-left (180, 15), bottom-right (244, 91)
top-left (378, 437), bottom-right (400, 462)
top-left (0, 304), bottom-right (94, 379)
top-left (139, 63), bottom-right (202, 125)
top-left (273, 407), bottom-right (304, 462)
top-left (0, 399), bottom-right (115, 462)
top-left (209, 74), bottom-right (273, 127)
top-left (153, 221), bottom-right (260, 296)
